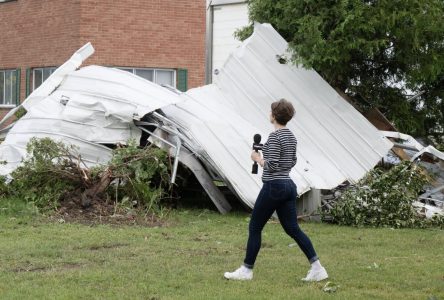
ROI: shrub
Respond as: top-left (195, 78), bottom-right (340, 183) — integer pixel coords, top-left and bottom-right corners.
top-left (1, 138), bottom-right (170, 214)
top-left (104, 140), bottom-right (170, 214)
top-left (5, 138), bottom-right (82, 210)
top-left (323, 161), bottom-right (444, 228)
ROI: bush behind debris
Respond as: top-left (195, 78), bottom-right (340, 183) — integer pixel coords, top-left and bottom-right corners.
top-left (0, 138), bottom-right (170, 215)
top-left (322, 161), bottom-right (444, 228)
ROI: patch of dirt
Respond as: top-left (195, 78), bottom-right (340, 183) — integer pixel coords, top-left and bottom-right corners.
top-left (12, 265), bottom-right (48, 273)
top-left (87, 243), bottom-right (129, 251)
top-left (49, 194), bottom-right (168, 227)
top-left (12, 262), bottom-right (84, 273)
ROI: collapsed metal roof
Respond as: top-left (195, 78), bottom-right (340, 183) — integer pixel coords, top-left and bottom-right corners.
top-left (0, 23), bottom-right (393, 211)
top-left (162, 23), bottom-right (393, 207)
top-left (0, 44), bottom-right (183, 174)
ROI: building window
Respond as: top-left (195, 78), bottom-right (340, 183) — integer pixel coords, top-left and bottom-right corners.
top-left (0, 69), bottom-right (19, 106)
top-left (32, 67), bottom-right (57, 91)
top-left (118, 67), bottom-right (176, 87)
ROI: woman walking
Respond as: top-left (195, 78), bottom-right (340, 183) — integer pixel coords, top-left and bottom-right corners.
top-left (224, 99), bottom-right (328, 282)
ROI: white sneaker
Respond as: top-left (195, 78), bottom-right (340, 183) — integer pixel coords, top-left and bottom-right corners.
top-left (301, 267), bottom-right (328, 282)
top-left (224, 265), bottom-right (253, 280)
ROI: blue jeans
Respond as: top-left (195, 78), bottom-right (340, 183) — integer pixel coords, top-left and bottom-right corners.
top-left (243, 179), bottom-right (318, 268)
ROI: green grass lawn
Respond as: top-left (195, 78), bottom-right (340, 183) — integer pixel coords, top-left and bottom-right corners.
top-left (0, 200), bottom-right (443, 300)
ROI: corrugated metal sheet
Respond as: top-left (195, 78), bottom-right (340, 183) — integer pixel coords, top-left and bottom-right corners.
top-left (0, 45), bottom-right (183, 175)
top-left (382, 131), bottom-right (444, 161)
top-left (165, 23), bottom-right (393, 208)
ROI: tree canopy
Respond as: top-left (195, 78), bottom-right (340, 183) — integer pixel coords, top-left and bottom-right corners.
top-left (236, 0), bottom-right (444, 143)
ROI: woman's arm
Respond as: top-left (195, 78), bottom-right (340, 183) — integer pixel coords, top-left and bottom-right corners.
top-left (263, 134), bottom-right (281, 171)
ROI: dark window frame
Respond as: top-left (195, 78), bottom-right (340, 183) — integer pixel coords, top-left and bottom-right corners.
top-left (31, 66), bottom-right (57, 91)
top-left (0, 68), bottom-right (20, 107)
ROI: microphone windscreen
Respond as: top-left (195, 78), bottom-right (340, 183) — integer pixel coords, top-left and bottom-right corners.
top-left (253, 134), bottom-right (261, 143)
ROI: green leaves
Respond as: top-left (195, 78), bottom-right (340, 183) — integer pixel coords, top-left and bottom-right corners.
top-left (322, 161), bottom-right (444, 228)
top-left (95, 140), bottom-right (170, 214)
top-left (239, 0), bottom-right (444, 143)
top-left (2, 138), bottom-right (170, 216)
top-left (7, 138), bottom-right (83, 210)
top-left (322, 281), bottom-right (340, 293)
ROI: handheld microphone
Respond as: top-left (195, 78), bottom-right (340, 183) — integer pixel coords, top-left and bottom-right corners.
top-left (252, 134), bottom-right (263, 174)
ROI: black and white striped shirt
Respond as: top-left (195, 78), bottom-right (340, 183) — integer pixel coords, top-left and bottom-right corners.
top-left (262, 128), bottom-right (297, 181)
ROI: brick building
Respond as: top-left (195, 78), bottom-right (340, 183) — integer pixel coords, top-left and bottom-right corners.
top-left (0, 0), bottom-right (206, 121)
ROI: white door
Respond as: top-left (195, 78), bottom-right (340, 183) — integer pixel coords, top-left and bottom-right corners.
top-left (212, 2), bottom-right (249, 75)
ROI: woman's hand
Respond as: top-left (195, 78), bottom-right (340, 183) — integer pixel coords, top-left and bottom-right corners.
top-left (251, 151), bottom-right (261, 163)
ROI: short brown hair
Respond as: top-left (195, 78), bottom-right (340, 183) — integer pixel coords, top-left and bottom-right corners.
top-left (271, 98), bottom-right (295, 125)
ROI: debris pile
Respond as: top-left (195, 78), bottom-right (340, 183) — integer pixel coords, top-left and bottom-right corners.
top-left (0, 23), bottom-right (393, 213)
top-left (321, 161), bottom-right (444, 228)
top-left (320, 183), bottom-right (351, 222)
top-left (0, 138), bottom-right (170, 225)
